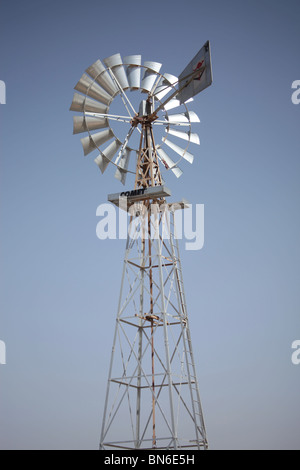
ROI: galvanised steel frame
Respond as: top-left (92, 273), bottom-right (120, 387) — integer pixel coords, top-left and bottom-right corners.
top-left (99, 114), bottom-right (208, 450)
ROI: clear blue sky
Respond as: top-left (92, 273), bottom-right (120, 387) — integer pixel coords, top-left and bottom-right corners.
top-left (0, 0), bottom-right (299, 450)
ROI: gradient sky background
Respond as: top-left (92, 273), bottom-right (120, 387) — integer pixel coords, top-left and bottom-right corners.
top-left (0, 0), bottom-right (299, 450)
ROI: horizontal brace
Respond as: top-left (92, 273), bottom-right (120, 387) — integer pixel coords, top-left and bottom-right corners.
top-left (127, 260), bottom-right (147, 270)
top-left (102, 440), bottom-right (207, 450)
top-left (127, 261), bottom-right (175, 270)
top-left (119, 318), bottom-right (184, 328)
top-left (151, 263), bottom-right (174, 268)
top-left (110, 379), bottom-right (196, 389)
top-left (138, 381), bottom-right (195, 389)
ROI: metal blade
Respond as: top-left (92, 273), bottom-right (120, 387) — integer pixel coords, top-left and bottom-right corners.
top-left (165, 111), bottom-right (200, 124)
top-left (154, 74), bottom-right (178, 101)
top-left (73, 115), bottom-right (109, 135)
top-left (124, 55), bottom-right (142, 90)
top-left (94, 138), bottom-right (122, 174)
top-left (103, 53), bottom-right (130, 90)
top-left (114, 148), bottom-right (131, 185)
top-left (163, 98), bottom-right (194, 111)
top-left (157, 148), bottom-right (183, 178)
top-left (141, 61), bottom-right (162, 93)
top-left (85, 59), bottom-right (117, 96)
top-left (164, 139), bottom-right (194, 164)
top-left (167, 128), bottom-right (200, 145)
top-left (70, 93), bottom-right (108, 114)
top-left (75, 74), bottom-right (112, 106)
top-left (81, 129), bottom-right (114, 156)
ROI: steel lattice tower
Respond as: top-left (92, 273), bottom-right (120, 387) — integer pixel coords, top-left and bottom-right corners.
top-left (99, 111), bottom-right (208, 450)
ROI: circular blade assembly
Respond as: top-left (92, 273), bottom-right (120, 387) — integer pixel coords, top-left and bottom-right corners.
top-left (70, 53), bottom-right (201, 185)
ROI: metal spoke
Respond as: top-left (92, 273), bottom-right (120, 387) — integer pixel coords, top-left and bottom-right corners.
top-left (108, 67), bottom-right (137, 118)
top-left (84, 111), bottom-right (133, 123)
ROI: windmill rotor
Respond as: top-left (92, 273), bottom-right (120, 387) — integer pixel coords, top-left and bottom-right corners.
top-left (70, 53), bottom-right (202, 185)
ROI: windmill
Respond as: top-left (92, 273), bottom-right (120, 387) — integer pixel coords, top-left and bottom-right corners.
top-left (70, 41), bottom-right (212, 450)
